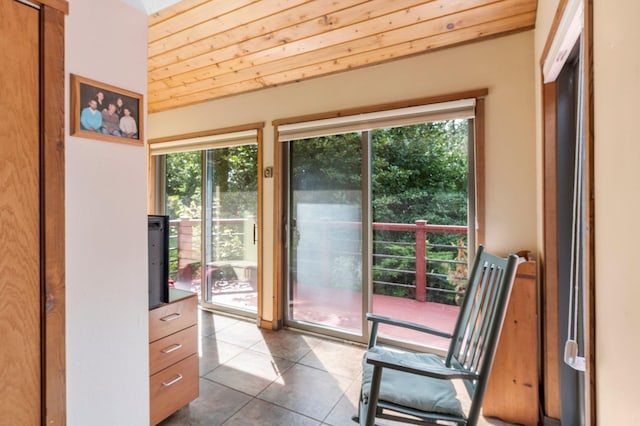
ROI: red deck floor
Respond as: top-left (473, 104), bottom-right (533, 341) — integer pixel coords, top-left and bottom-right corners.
top-left (291, 284), bottom-right (460, 349)
top-left (199, 283), bottom-right (460, 349)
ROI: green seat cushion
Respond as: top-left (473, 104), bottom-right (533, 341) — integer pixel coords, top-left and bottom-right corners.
top-left (361, 346), bottom-right (464, 417)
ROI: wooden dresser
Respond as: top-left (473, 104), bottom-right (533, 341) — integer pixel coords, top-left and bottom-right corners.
top-left (483, 259), bottom-right (539, 425)
top-left (149, 289), bottom-right (199, 425)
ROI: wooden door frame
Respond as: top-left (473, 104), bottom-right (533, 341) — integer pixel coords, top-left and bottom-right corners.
top-left (39, 1), bottom-right (68, 424)
top-left (540, 0), bottom-right (595, 423)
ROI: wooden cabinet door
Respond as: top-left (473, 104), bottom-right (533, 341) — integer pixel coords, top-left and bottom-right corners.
top-left (0, 0), bottom-right (41, 423)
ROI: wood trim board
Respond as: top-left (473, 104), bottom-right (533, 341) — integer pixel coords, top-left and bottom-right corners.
top-left (41, 4), bottom-right (66, 424)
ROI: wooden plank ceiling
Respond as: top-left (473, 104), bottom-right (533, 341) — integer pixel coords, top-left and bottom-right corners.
top-left (148, 0), bottom-right (537, 113)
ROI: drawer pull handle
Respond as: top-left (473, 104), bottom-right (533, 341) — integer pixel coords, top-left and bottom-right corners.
top-left (161, 343), bottom-right (183, 354)
top-left (160, 313), bottom-right (182, 322)
top-left (162, 374), bottom-right (183, 387)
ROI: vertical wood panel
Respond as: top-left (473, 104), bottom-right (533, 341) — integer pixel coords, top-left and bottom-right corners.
top-left (271, 128), bottom-right (284, 330)
top-left (256, 128), bottom-right (264, 324)
top-left (583, 1), bottom-right (596, 423)
top-left (0, 1), bottom-right (41, 423)
top-left (41, 4), bottom-right (67, 424)
top-left (542, 81), bottom-right (561, 420)
top-left (475, 97), bottom-right (486, 245)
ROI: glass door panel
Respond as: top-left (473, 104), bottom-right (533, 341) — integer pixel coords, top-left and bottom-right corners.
top-left (287, 134), bottom-right (363, 336)
top-left (164, 151), bottom-right (203, 295)
top-left (370, 121), bottom-right (470, 350)
top-left (202, 144), bottom-right (258, 315)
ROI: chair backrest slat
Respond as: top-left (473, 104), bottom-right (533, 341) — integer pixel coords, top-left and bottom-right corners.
top-left (466, 265), bottom-right (496, 370)
top-left (445, 245), bottom-right (518, 414)
top-left (466, 268), bottom-right (491, 371)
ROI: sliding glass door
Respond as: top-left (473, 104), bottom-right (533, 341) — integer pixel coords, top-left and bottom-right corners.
top-left (202, 145), bottom-right (258, 315)
top-left (155, 131), bottom-right (259, 318)
top-left (369, 122), bottom-right (472, 349)
top-left (286, 133), bottom-right (365, 337)
top-left (281, 103), bottom-right (477, 348)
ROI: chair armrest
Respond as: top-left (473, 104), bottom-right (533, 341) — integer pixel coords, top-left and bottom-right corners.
top-left (366, 313), bottom-right (453, 339)
top-left (365, 349), bottom-right (479, 381)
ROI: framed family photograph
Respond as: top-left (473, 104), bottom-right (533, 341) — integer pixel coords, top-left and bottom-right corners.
top-left (70, 74), bottom-right (144, 146)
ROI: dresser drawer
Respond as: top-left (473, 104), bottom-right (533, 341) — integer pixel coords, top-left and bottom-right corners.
top-left (149, 325), bottom-right (198, 375)
top-left (149, 293), bottom-right (197, 342)
top-left (150, 353), bottom-right (199, 425)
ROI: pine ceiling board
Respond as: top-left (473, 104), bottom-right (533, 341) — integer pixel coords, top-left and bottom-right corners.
top-left (148, 0), bottom-right (371, 73)
top-left (149, 10), bottom-right (535, 112)
top-left (148, 0), bottom-right (523, 95)
top-left (150, 12), bottom-right (535, 110)
top-left (149, 9), bottom-right (532, 102)
top-left (147, 0), bottom-right (264, 51)
top-left (149, 12), bottom-right (535, 108)
top-left (148, 0), bottom-right (348, 71)
top-left (148, 0), bottom-right (427, 81)
top-left (149, 0), bottom-right (259, 44)
top-left (149, 0), bottom-right (499, 89)
top-left (149, 0), bottom-right (330, 56)
top-left (254, 12), bottom-right (537, 86)
top-left (149, 79), bottom-right (270, 113)
top-left (148, 0), bottom-right (211, 26)
top-left (147, 0), bottom-right (538, 112)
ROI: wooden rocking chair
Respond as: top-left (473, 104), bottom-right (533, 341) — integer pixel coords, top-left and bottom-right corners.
top-left (356, 245), bottom-right (519, 425)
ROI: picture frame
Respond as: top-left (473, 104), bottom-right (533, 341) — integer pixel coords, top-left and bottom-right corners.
top-left (70, 74), bottom-right (144, 146)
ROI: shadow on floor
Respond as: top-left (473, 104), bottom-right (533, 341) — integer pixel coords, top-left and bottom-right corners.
top-left (159, 309), bottom-right (515, 426)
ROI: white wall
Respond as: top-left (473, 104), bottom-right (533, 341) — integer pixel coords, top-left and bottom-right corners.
top-left (149, 31), bottom-right (537, 321)
top-left (65, 1), bottom-right (149, 424)
top-left (593, 1), bottom-right (640, 423)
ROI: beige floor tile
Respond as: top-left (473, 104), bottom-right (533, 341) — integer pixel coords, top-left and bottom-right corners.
top-left (199, 310), bottom-right (241, 337)
top-left (249, 328), bottom-right (323, 362)
top-left (323, 379), bottom-right (361, 426)
top-left (258, 363), bottom-right (354, 422)
top-left (224, 398), bottom-right (321, 426)
top-left (204, 349), bottom-right (294, 396)
top-left (213, 319), bottom-right (266, 348)
top-left (298, 340), bottom-right (365, 379)
top-left (198, 336), bottom-right (246, 376)
top-left (158, 378), bottom-right (251, 426)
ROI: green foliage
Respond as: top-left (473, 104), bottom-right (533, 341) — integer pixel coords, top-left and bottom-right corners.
top-left (372, 243), bottom-right (416, 298)
top-left (164, 146), bottom-right (257, 277)
top-left (164, 120), bottom-right (472, 305)
top-left (425, 249), bottom-right (458, 305)
top-left (215, 228), bottom-right (244, 260)
top-left (165, 145), bottom-right (258, 220)
top-left (287, 120), bottom-right (471, 301)
top-left (371, 121), bottom-right (468, 225)
top-left (291, 133), bottom-right (362, 193)
top-left (209, 145), bottom-right (258, 219)
top-left (166, 151), bottom-right (202, 218)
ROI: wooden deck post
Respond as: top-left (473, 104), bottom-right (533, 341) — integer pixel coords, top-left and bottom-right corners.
top-left (415, 220), bottom-right (427, 302)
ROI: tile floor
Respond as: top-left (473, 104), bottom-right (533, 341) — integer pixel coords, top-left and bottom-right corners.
top-left (159, 309), bottom-right (515, 426)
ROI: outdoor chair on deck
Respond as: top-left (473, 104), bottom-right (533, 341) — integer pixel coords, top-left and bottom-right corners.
top-left (355, 245), bottom-right (518, 426)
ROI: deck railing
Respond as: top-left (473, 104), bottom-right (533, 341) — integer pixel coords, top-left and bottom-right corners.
top-left (168, 217), bottom-right (469, 305)
top-left (373, 220), bottom-right (468, 303)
